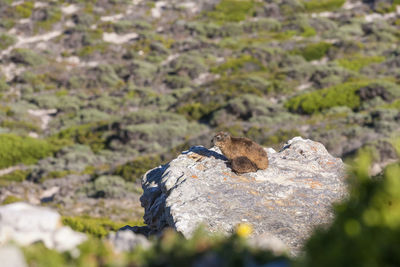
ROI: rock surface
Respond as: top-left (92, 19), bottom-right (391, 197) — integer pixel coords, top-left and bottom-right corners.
top-left (0, 202), bottom-right (86, 252)
top-left (140, 137), bottom-right (347, 254)
top-left (108, 229), bottom-right (150, 252)
top-left (0, 245), bottom-right (27, 267)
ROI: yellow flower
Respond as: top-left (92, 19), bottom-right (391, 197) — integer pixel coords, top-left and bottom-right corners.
top-left (236, 223), bottom-right (253, 238)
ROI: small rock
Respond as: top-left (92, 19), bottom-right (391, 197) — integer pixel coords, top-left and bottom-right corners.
top-left (0, 202), bottom-right (86, 252)
top-left (108, 230), bottom-right (150, 252)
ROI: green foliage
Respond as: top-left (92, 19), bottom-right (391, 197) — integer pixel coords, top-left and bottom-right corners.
top-left (0, 33), bottom-right (16, 50)
top-left (2, 195), bottom-right (23, 204)
top-left (0, 170), bottom-right (30, 182)
top-left (1, 120), bottom-right (41, 133)
top-left (177, 73), bottom-right (271, 121)
top-left (0, 134), bottom-right (55, 169)
top-left (62, 215), bottom-right (144, 238)
top-left (206, 0), bottom-right (257, 23)
top-left (133, 228), bottom-right (286, 266)
top-left (0, 78), bottom-right (10, 92)
top-left (263, 129), bottom-right (302, 147)
top-left (34, 7), bottom-right (62, 32)
top-left (77, 43), bottom-right (109, 58)
top-left (211, 55), bottom-right (264, 76)
top-left (83, 64), bottom-right (124, 89)
top-left (285, 81), bottom-right (370, 114)
top-left (243, 18), bottom-right (282, 33)
top-left (53, 122), bottom-right (109, 152)
top-left (301, 26), bottom-right (317, 37)
top-left (177, 102), bottom-right (219, 121)
top-left (292, 42), bottom-right (332, 61)
top-left (374, 0), bottom-right (400, 13)
top-left (18, 71), bottom-right (57, 92)
top-left (0, 19), bottom-right (15, 30)
top-left (302, 0), bottom-right (346, 12)
top-left (10, 48), bottom-right (47, 66)
top-left (337, 55), bottom-right (385, 72)
top-left (23, 228), bottom-right (287, 267)
top-left (81, 175), bottom-right (137, 198)
top-left (381, 99), bottom-right (400, 110)
top-left (301, 151), bottom-right (400, 267)
top-left (115, 155), bottom-right (162, 182)
top-left (14, 1), bottom-right (34, 18)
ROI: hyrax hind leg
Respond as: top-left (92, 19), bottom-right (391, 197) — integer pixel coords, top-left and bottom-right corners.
top-left (231, 156), bottom-right (258, 174)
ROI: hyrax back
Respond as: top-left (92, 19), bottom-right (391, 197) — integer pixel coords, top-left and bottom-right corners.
top-left (212, 132), bottom-right (269, 173)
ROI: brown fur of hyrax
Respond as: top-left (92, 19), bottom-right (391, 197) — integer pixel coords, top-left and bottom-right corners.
top-left (212, 132), bottom-right (269, 173)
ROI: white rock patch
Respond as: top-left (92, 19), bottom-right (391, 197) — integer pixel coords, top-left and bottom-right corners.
top-left (151, 1), bottom-right (166, 18)
top-left (103, 32), bottom-right (138, 44)
top-left (101, 13), bottom-right (124, 22)
top-left (0, 202), bottom-right (87, 252)
top-left (61, 4), bottom-right (80, 15)
top-left (27, 109), bottom-right (57, 130)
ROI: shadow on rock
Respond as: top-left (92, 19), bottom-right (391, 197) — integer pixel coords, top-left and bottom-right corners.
top-left (182, 146), bottom-right (227, 161)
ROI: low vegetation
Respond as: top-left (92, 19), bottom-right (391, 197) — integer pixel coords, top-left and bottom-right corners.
top-left (0, 134), bottom-right (55, 169)
top-left (285, 81), bottom-right (370, 114)
top-left (62, 215), bottom-right (144, 238)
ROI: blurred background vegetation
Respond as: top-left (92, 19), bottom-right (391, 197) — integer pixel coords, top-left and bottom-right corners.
top-left (0, 0), bottom-right (399, 265)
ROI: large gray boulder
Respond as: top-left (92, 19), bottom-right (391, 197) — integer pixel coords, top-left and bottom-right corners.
top-left (140, 137), bottom-right (347, 254)
top-left (0, 202), bottom-right (87, 252)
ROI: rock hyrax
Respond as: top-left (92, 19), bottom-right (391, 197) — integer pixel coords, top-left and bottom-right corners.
top-left (212, 132), bottom-right (268, 173)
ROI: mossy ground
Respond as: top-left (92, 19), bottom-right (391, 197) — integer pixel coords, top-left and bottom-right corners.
top-left (62, 215), bottom-right (145, 238)
top-left (0, 134), bottom-right (55, 169)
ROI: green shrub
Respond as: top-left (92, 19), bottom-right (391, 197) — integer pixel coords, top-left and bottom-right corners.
top-left (285, 81), bottom-right (370, 114)
top-left (211, 55), bottom-right (264, 76)
top-left (302, 0), bottom-right (346, 12)
top-left (34, 7), bottom-right (62, 32)
top-left (14, 1), bottom-right (34, 18)
top-left (62, 215), bottom-right (144, 238)
top-left (0, 170), bottom-right (30, 182)
top-left (2, 195), bottom-right (24, 205)
top-left (301, 151), bottom-right (400, 267)
top-left (301, 26), bottom-right (317, 37)
top-left (23, 227), bottom-right (287, 267)
top-left (0, 33), bottom-right (16, 50)
top-left (206, 0), bottom-right (257, 23)
top-left (262, 129), bottom-right (302, 147)
top-left (17, 71), bottom-right (57, 92)
top-left (243, 18), bottom-right (282, 33)
top-left (81, 175), bottom-right (137, 198)
top-left (337, 55), bottom-right (385, 72)
top-left (77, 43), bottom-right (109, 58)
top-left (53, 122), bottom-right (109, 152)
top-left (164, 75), bottom-right (191, 89)
top-left (115, 155), bottom-right (163, 182)
top-left (0, 78), bottom-right (10, 92)
top-left (0, 18), bottom-right (15, 30)
top-left (10, 48), bottom-right (47, 66)
top-left (374, 0), bottom-right (400, 13)
top-left (1, 120), bottom-right (41, 133)
top-left (292, 42), bottom-right (332, 61)
top-left (84, 64), bottom-right (124, 89)
top-left (176, 74), bottom-right (271, 121)
top-left (0, 134), bottom-right (55, 169)
top-left (177, 102), bottom-right (220, 121)
top-left (381, 99), bottom-right (400, 110)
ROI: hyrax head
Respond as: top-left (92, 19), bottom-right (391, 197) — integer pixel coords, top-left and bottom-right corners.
top-left (212, 132), bottom-right (230, 147)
